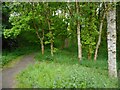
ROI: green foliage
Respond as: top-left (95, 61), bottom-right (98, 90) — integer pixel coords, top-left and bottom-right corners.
top-left (3, 2), bottom-right (102, 58)
top-left (2, 2), bottom-right (12, 30)
top-left (2, 46), bottom-right (39, 67)
top-left (17, 30), bottom-right (39, 46)
top-left (4, 28), bottom-right (21, 38)
top-left (16, 61), bottom-right (118, 88)
top-left (16, 47), bottom-right (118, 88)
top-left (3, 2), bottom-right (39, 39)
top-left (81, 3), bottom-right (99, 57)
top-left (2, 3), bottom-right (119, 88)
top-left (35, 48), bottom-right (109, 70)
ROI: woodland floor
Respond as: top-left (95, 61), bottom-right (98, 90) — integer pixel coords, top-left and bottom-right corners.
top-left (2, 53), bottom-right (35, 88)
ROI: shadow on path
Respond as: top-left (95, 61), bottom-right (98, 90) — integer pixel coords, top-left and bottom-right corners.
top-left (2, 53), bottom-right (35, 88)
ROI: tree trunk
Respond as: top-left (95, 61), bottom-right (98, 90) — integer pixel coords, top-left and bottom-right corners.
top-left (41, 29), bottom-right (44, 55)
top-left (107, 6), bottom-right (117, 77)
top-left (41, 39), bottom-right (44, 55)
top-left (88, 51), bottom-right (91, 60)
top-left (48, 19), bottom-right (54, 57)
top-left (94, 12), bottom-right (106, 61)
top-left (76, 1), bottom-right (82, 61)
top-left (77, 21), bottom-right (82, 61)
top-left (32, 3), bottom-right (45, 55)
top-left (64, 38), bottom-right (69, 48)
top-left (33, 22), bottom-right (45, 55)
top-left (50, 35), bottom-right (54, 57)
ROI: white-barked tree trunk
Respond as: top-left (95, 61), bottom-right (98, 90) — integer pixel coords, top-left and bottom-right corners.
top-left (76, 1), bottom-right (82, 62)
top-left (107, 5), bottom-right (117, 77)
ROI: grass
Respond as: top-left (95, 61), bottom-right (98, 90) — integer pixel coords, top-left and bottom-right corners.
top-left (2, 45), bottom-right (39, 67)
top-left (2, 43), bottom-right (119, 88)
top-left (2, 56), bottom-right (23, 69)
top-left (35, 49), bottom-right (108, 70)
top-left (16, 62), bottom-right (118, 88)
top-left (16, 49), bottom-right (119, 88)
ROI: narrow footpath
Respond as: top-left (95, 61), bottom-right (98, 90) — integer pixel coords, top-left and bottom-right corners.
top-left (2, 54), bottom-right (35, 88)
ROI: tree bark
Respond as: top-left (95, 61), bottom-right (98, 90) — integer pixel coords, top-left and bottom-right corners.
top-left (64, 38), bottom-right (69, 48)
top-left (48, 19), bottom-right (54, 57)
top-left (50, 35), bottom-right (54, 57)
top-left (32, 4), bottom-right (44, 55)
top-left (45, 2), bottom-right (54, 57)
top-left (88, 51), bottom-right (91, 60)
top-left (76, 1), bottom-right (82, 61)
top-left (33, 22), bottom-right (44, 55)
top-left (94, 11), bottom-right (106, 61)
top-left (41, 39), bottom-right (44, 55)
top-left (107, 6), bottom-right (117, 77)
top-left (41, 29), bottom-right (44, 55)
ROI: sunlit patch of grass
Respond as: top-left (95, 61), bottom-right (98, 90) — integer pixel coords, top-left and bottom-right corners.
top-left (16, 62), bottom-right (118, 88)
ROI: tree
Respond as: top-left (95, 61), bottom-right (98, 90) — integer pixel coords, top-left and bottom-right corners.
top-left (45, 3), bottom-right (54, 56)
top-left (81, 3), bottom-right (98, 60)
top-left (32, 2), bottom-right (45, 55)
top-left (44, 2), bottom-right (59, 56)
top-left (75, 1), bottom-right (82, 61)
top-left (3, 2), bottom-right (46, 55)
top-left (94, 3), bottom-right (106, 61)
top-left (107, 3), bottom-right (117, 77)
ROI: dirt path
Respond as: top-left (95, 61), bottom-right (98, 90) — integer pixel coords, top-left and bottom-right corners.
top-left (2, 53), bottom-right (35, 88)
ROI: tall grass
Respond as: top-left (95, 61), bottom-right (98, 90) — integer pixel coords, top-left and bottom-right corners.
top-left (2, 46), bottom-right (39, 67)
top-left (16, 47), bottom-right (119, 88)
top-left (16, 62), bottom-right (118, 88)
top-left (35, 48), bottom-right (108, 70)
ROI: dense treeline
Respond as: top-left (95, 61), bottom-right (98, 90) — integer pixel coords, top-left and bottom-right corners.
top-left (2, 2), bottom-right (120, 77)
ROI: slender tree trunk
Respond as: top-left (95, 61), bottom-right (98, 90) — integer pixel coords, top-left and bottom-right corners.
top-left (50, 35), bottom-right (54, 56)
top-left (33, 22), bottom-right (45, 55)
top-left (107, 6), bottom-right (117, 77)
top-left (32, 3), bottom-right (45, 55)
top-left (36, 30), bottom-right (44, 55)
top-left (76, 1), bottom-right (82, 61)
top-left (45, 2), bottom-right (54, 57)
top-left (94, 12), bottom-right (106, 61)
top-left (48, 19), bottom-right (54, 56)
top-left (41, 39), bottom-right (44, 55)
top-left (41, 29), bottom-right (44, 55)
top-left (88, 51), bottom-right (91, 60)
top-left (64, 38), bottom-right (69, 48)
top-left (77, 21), bottom-right (82, 61)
